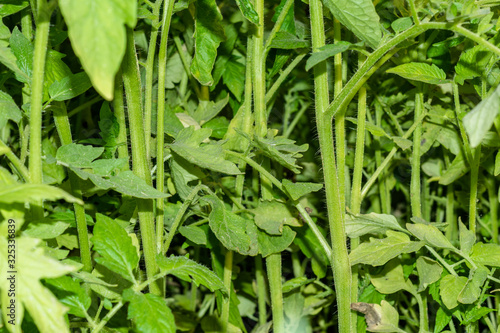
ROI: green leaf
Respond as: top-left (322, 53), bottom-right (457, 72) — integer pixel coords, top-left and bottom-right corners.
top-left (391, 17), bottom-right (413, 33)
top-left (156, 255), bottom-right (226, 293)
top-left (346, 117), bottom-right (388, 137)
top-left (391, 136), bottom-right (412, 151)
top-left (470, 242), bottom-right (500, 267)
top-left (251, 134), bottom-right (308, 174)
top-left (440, 274), bottom-right (468, 309)
top-left (192, 94), bottom-right (229, 124)
top-left (293, 226), bottom-right (329, 278)
top-left (270, 31), bottom-right (310, 49)
top-left (462, 85), bottom-right (500, 148)
top-left (0, 184), bottom-right (83, 205)
top-left (23, 218), bottom-right (70, 239)
top-left (461, 306), bottom-right (495, 325)
top-left (282, 179), bottom-right (323, 201)
top-left (306, 42), bottom-right (351, 71)
top-left (92, 213), bottom-right (139, 282)
top-left (179, 225), bottom-right (207, 245)
top-left (406, 223), bottom-right (455, 250)
top-left (416, 257), bottom-right (442, 292)
top-left (322, 0), bottom-right (381, 48)
top-left (0, 1), bottom-right (29, 17)
top-left (0, 89), bottom-right (22, 128)
top-left (56, 143), bottom-right (104, 168)
top-left (439, 151), bottom-right (468, 185)
top-left (203, 195), bottom-right (254, 254)
top-left (253, 223), bottom-right (296, 258)
top-left (190, 0), bottom-right (225, 86)
top-left (203, 116), bottom-right (230, 139)
top-left (455, 46), bottom-right (492, 84)
top-left (169, 127), bottom-right (240, 174)
top-left (10, 27), bottom-right (32, 78)
top-left (345, 212), bottom-right (407, 238)
top-left (458, 266), bottom-right (489, 304)
top-left (0, 236), bottom-right (76, 333)
top-left (58, 0), bottom-right (137, 100)
top-left (459, 220), bottom-right (475, 256)
top-left (371, 260), bottom-right (415, 294)
top-left (44, 276), bottom-right (91, 318)
top-left (0, 45), bottom-right (29, 83)
top-left (250, 200), bottom-right (300, 235)
top-left (123, 290), bottom-right (176, 333)
top-left (234, 0), bottom-right (259, 24)
top-left (351, 301), bottom-right (402, 333)
top-left (434, 307), bottom-right (452, 333)
top-left (49, 72), bottom-right (93, 101)
top-left (350, 231), bottom-right (424, 266)
top-left (387, 63), bottom-right (448, 85)
top-left (222, 56), bottom-right (245, 101)
top-left (109, 171), bottom-right (171, 199)
top-left (282, 277), bottom-right (314, 293)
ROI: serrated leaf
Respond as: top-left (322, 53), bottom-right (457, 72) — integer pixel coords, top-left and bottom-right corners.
top-left (322, 0), bottom-right (381, 48)
top-left (202, 195), bottom-right (254, 255)
top-left (192, 94), bottom-right (229, 124)
top-left (470, 242), bottom-right (500, 267)
top-left (170, 127), bottom-right (240, 175)
top-left (306, 42), bottom-right (351, 71)
top-left (234, 0), bottom-right (259, 24)
top-left (44, 276), bottom-right (91, 318)
top-left (252, 223), bottom-right (296, 258)
top-left (463, 85), bottom-right (500, 148)
top-left (270, 31), bottom-right (309, 49)
top-left (0, 90), bottom-right (22, 128)
top-left (123, 290), bottom-right (176, 333)
top-left (250, 200), bottom-right (300, 235)
top-left (251, 135), bottom-right (308, 174)
top-left (92, 213), bottom-right (139, 282)
top-left (458, 266), bottom-right (488, 304)
top-left (282, 179), bottom-right (323, 201)
top-left (440, 275), bottom-right (468, 309)
top-left (350, 231), bottom-right (424, 266)
top-left (0, 236), bottom-right (76, 333)
top-left (406, 223), bottom-right (455, 250)
top-left (0, 184), bottom-right (83, 205)
top-left (49, 72), bottom-right (93, 101)
top-left (156, 255), bottom-right (226, 293)
top-left (345, 212), bottom-right (407, 238)
top-left (59, 0), bottom-right (137, 100)
top-left (109, 171), bottom-right (171, 198)
top-left (461, 306), bottom-right (495, 325)
top-left (190, 0), bottom-right (225, 86)
top-left (455, 46), bottom-right (492, 84)
top-left (387, 62), bottom-right (448, 85)
top-left (416, 257), bottom-right (442, 292)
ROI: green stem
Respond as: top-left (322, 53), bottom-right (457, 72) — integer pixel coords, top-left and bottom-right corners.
top-left (325, 22), bottom-right (500, 120)
top-left (156, 0), bottom-right (176, 254)
top-left (0, 139), bottom-right (30, 182)
top-left (255, 256), bottom-right (267, 326)
top-left (361, 110), bottom-right (428, 199)
top-left (265, 53), bottom-right (307, 105)
top-left (408, 0), bottom-right (420, 25)
top-left (113, 70), bottom-right (130, 167)
top-left (487, 179), bottom-right (498, 243)
top-left (283, 101), bottom-right (310, 139)
top-left (263, 0), bottom-right (294, 60)
top-left (452, 81), bottom-right (472, 163)
top-left (221, 250), bottom-right (233, 332)
top-left (469, 146), bottom-right (481, 235)
top-left (309, 0), bottom-right (350, 331)
top-left (21, 7), bottom-right (33, 40)
top-left (267, 253), bottom-right (284, 333)
top-left (53, 102), bottom-right (92, 272)
top-left (92, 301), bottom-right (124, 333)
top-left (29, 2), bottom-right (52, 219)
top-left (122, 27), bottom-right (160, 295)
top-left (374, 102), bottom-right (391, 214)
top-left (411, 88), bottom-right (423, 218)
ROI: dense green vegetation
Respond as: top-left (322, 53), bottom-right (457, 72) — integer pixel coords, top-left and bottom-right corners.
top-left (1, 0), bottom-right (500, 332)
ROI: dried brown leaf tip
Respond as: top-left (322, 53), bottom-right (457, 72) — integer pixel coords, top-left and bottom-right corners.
top-left (351, 302), bottom-right (382, 328)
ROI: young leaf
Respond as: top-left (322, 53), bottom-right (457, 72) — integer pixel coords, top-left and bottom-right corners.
top-left (416, 256), bottom-right (442, 292)
top-left (233, 0), bottom-right (259, 24)
top-left (458, 266), bottom-right (489, 304)
top-left (440, 275), bottom-right (468, 309)
top-left (0, 236), bottom-right (77, 333)
top-left (391, 17), bottom-right (413, 33)
top-left (282, 179), bottom-right (323, 201)
top-left (306, 42), bottom-right (350, 71)
top-left (92, 213), bottom-right (139, 282)
top-left (44, 276), bottom-right (91, 318)
top-left (123, 290), bottom-right (176, 333)
top-left (0, 90), bottom-right (22, 128)
top-left (461, 306), bottom-right (495, 325)
top-left (156, 255), bottom-right (226, 293)
top-left (251, 135), bottom-right (308, 174)
top-left (202, 195), bottom-right (254, 254)
top-left (269, 31), bottom-right (310, 49)
top-left (470, 242), bottom-right (500, 267)
top-left (322, 0), bottom-right (381, 48)
top-left (10, 27), bottom-right (33, 78)
top-left (350, 231), bottom-right (424, 266)
top-left (406, 223), bottom-right (455, 250)
top-left (387, 63), bottom-right (448, 85)
top-left (49, 72), bottom-right (93, 101)
top-left (250, 200), bottom-right (300, 235)
top-left (190, 0), bottom-right (226, 86)
top-left (58, 0), bottom-right (137, 100)
top-left (345, 212), bottom-right (407, 238)
top-left (462, 85), bottom-right (500, 148)
top-left (169, 127), bottom-right (241, 175)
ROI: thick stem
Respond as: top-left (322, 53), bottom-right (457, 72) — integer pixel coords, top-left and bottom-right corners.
top-left (411, 88), bottom-right (423, 218)
top-left (113, 69), bottom-right (130, 167)
top-left (255, 256), bottom-right (267, 326)
top-left (29, 3), bottom-right (51, 219)
top-left (309, 0), bottom-right (351, 331)
top-left (221, 250), bottom-right (233, 332)
top-left (0, 140), bottom-right (30, 182)
top-left (469, 147), bottom-right (481, 235)
top-left (267, 253), bottom-right (284, 333)
top-left (53, 103), bottom-right (92, 272)
top-left (122, 27), bottom-right (160, 295)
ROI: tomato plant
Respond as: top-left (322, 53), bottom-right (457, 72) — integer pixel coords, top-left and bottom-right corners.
top-left (1, 0), bottom-right (500, 332)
